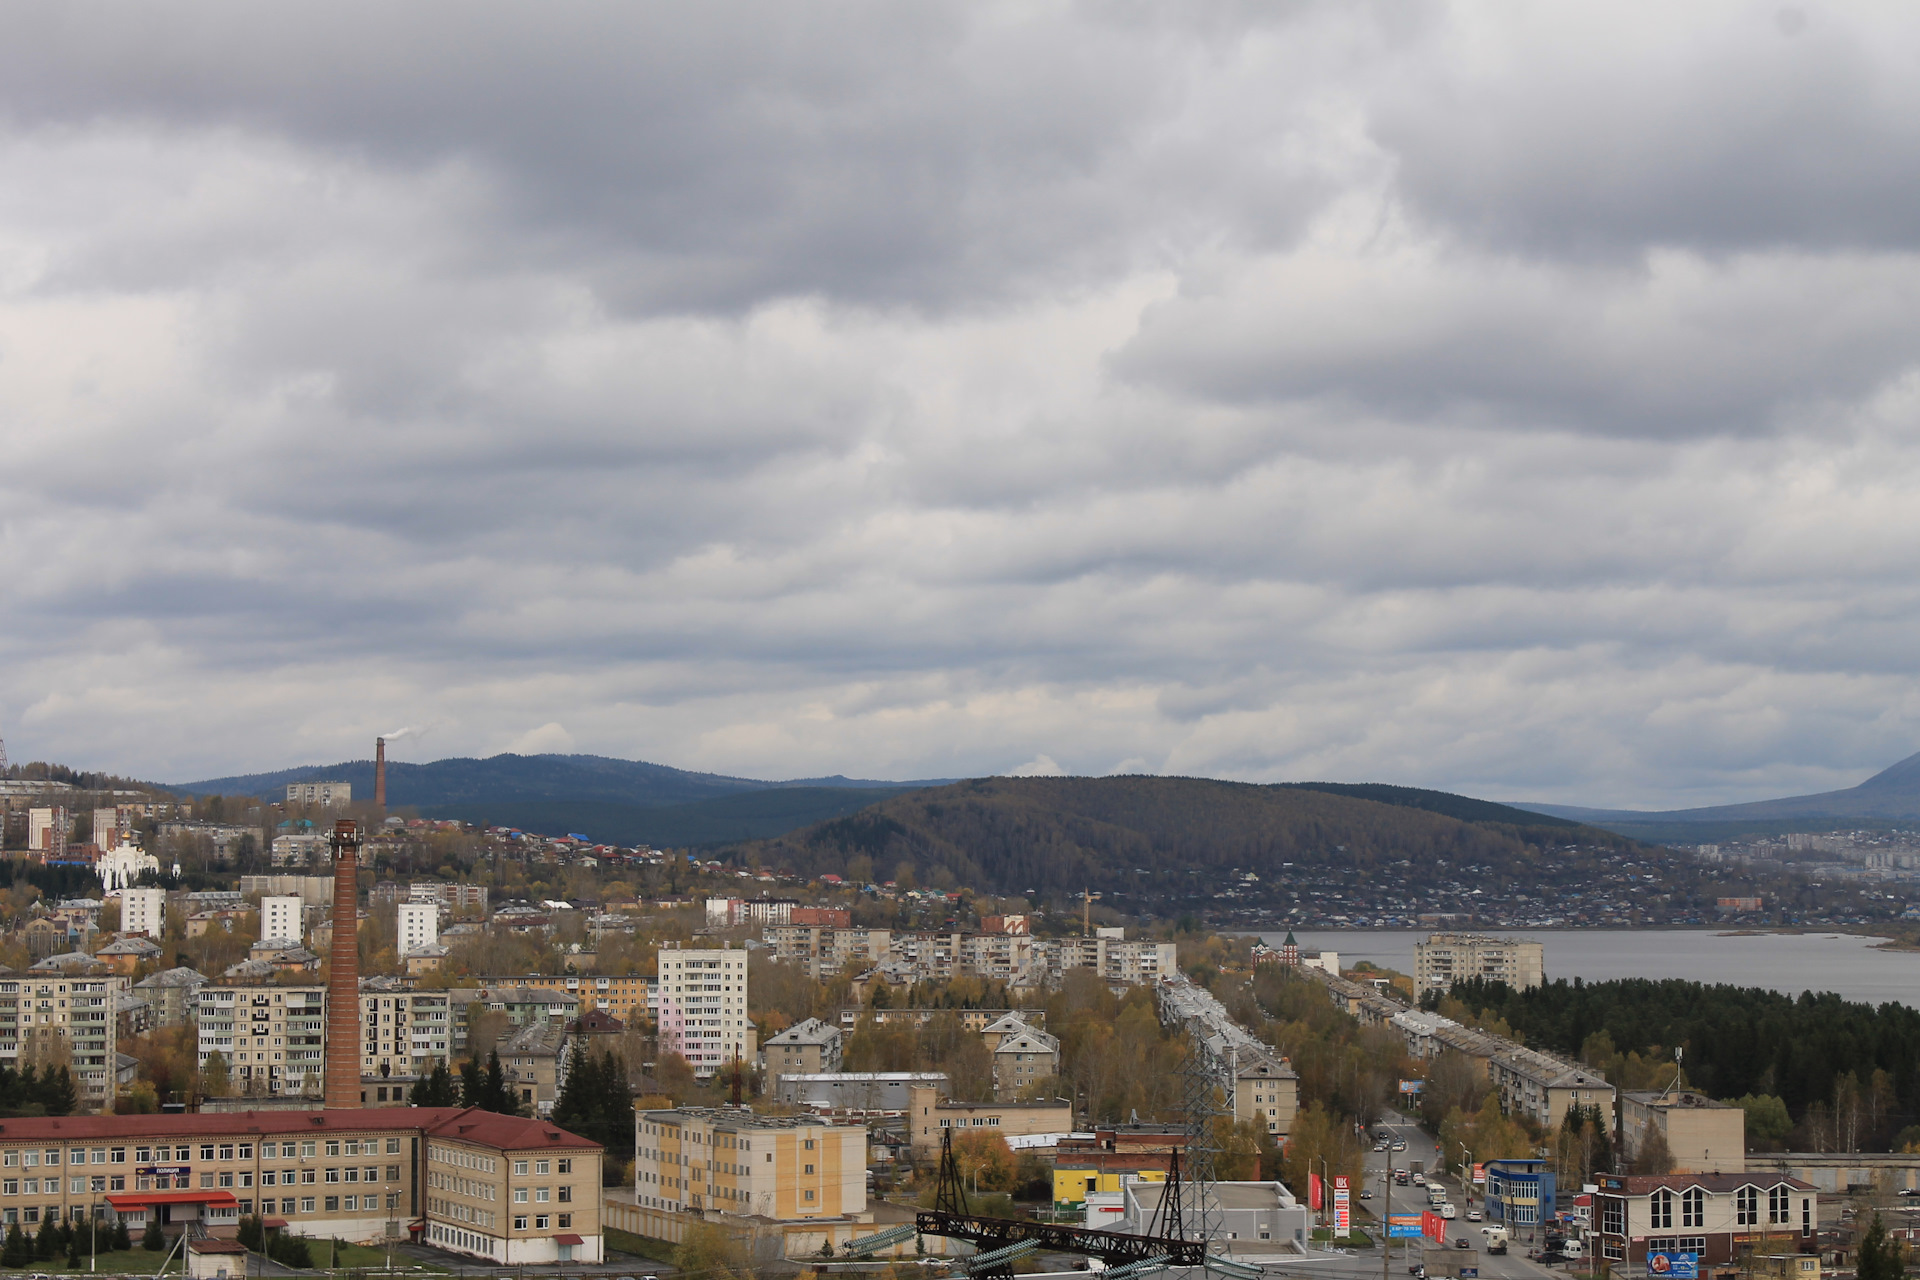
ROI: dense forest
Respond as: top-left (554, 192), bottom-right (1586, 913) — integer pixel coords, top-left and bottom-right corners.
top-left (730, 775), bottom-right (1644, 898)
top-left (1443, 976), bottom-right (1920, 1151)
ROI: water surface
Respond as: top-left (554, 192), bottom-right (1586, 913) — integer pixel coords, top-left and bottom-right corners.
top-left (1259, 928), bottom-right (1920, 1007)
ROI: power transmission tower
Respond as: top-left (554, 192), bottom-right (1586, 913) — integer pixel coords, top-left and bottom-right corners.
top-left (1172, 1026), bottom-right (1226, 1266)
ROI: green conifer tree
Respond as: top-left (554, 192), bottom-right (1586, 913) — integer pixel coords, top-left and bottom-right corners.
top-left (142, 1216), bottom-right (165, 1251)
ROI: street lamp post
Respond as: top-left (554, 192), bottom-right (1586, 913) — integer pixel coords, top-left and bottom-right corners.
top-left (1459, 1144), bottom-right (1473, 1206)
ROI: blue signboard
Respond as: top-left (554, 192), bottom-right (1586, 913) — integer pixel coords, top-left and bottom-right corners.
top-left (1387, 1216), bottom-right (1424, 1239)
top-left (1647, 1252), bottom-right (1698, 1279)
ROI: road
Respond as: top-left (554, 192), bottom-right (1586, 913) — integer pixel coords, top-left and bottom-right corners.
top-left (1301, 1109), bottom-right (1568, 1280)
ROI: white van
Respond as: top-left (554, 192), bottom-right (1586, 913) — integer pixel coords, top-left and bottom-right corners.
top-left (1440, 1203), bottom-right (1458, 1220)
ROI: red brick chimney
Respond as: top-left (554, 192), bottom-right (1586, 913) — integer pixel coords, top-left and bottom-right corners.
top-left (375, 736), bottom-right (387, 810)
top-left (325, 819), bottom-right (362, 1109)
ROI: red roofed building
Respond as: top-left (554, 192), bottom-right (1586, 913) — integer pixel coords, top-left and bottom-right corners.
top-left (0, 1107), bottom-right (602, 1265)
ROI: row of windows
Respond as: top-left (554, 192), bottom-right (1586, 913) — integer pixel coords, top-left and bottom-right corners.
top-left (1649, 1188), bottom-right (1704, 1230)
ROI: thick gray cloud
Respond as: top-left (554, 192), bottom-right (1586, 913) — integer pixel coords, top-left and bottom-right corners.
top-left (2, 1), bottom-right (1919, 808)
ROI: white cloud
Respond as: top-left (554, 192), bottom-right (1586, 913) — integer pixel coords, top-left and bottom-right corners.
top-left (2, 3), bottom-right (1920, 808)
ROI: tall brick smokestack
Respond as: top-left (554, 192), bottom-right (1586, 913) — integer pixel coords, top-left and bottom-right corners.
top-left (375, 737), bottom-right (387, 810)
top-left (325, 819), bottom-right (362, 1109)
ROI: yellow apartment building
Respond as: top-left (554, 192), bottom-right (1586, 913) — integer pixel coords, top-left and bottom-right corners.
top-left (634, 1108), bottom-right (866, 1221)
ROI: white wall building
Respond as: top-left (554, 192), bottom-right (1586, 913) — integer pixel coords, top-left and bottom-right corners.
top-left (285, 781), bottom-right (351, 807)
top-left (1414, 933), bottom-right (1545, 999)
top-left (655, 943), bottom-right (755, 1077)
top-left (399, 900), bottom-right (441, 953)
top-left (120, 887), bottom-right (167, 938)
top-left (261, 895), bottom-right (304, 944)
top-left (97, 840), bottom-right (162, 890)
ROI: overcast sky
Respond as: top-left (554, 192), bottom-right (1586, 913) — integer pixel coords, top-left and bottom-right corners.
top-left (4, 1), bottom-right (1920, 807)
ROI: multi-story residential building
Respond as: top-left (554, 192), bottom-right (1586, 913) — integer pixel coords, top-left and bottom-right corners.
top-left (118, 888), bottom-right (165, 939)
top-left (194, 984), bottom-right (326, 1097)
top-left (762, 1018), bottom-right (843, 1077)
top-left (1590, 1172), bottom-right (1817, 1268)
top-left (634, 1108), bottom-right (866, 1220)
top-left (0, 1107), bottom-right (602, 1262)
top-left (495, 973), bottom-right (650, 1025)
top-left (131, 968), bottom-right (206, 1028)
top-left (986, 1019), bottom-right (1060, 1099)
top-left (27, 808), bottom-right (69, 857)
top-left (1493, 1046), bottom-right (1613, 1132)
top-left (762, 926), bottom-right (892, 979)
top-left (1619, 1092), bottom-right (1746, 1175)
top-left (497, 1020), bottom-right (570, 1116)
top-left (409, 882), bottom-right (489, 912)
top-left (0, 973), bottom-right (120, 1108)
top-left (270, 834), bottom-right (327, 868)
top-left (260, 895), bottom-right (303, 944)
top-left (1413, 933), bottom-right (1544, 999)
top-left (285, 781), bottom-right (351, 807)
top-left (398, 901), bottom-right (439, 953)
top-left (360, 987), bottom-right (453, 1101)
top-left (655, 944), bottom-right (754, 1077)
top-left (1234, 1050), bottom-right (1299, 1140)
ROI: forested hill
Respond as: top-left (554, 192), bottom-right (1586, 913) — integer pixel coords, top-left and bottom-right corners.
top-left (726, 775), bottom-right (1647, 899)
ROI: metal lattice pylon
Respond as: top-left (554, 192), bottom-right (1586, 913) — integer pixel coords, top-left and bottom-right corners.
top-left (1170, 1025), bottom-right (1226, 1263)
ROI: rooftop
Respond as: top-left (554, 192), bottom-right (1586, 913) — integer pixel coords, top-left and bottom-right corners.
top-left (0, 1106), bottom-right (600, 1152)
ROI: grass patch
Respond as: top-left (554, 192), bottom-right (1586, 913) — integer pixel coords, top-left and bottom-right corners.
top-left (307, 1240), bottom-right (423, 1269)
top-left (22, 1246), bottom-right (186, 1273)
top-left (604, 1226), bottom-right (677, 1264)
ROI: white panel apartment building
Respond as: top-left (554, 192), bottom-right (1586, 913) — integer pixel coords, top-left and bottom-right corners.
top-left (655, 944), bottom-right (755, 1077)
top-left (120, 887), bottom-right (167, 939)
top-left (261, 895), bottom-right (304, 944)
top-left (399, 901), bottom-right (441, 953)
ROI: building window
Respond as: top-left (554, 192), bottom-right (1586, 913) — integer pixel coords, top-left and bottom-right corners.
top-left (1682, 1189), bottom-right (1703, 1229)
top-left (1651, 1189), bottom-right (1673, 1231)
top-left (1737, 1187), bottom-right (1758, 1226)
top-left (1600, 1198), bottom-right (1624, 1237)
top-left (557, 1159), bottom-right (572, 1175)
top-left (514, 1189), bottom-right (527, 1204)
top-left (1770, 1186), bottom-right (1791, 1225)
top-left (301, 1198), bottom-right (315, 1214)
top-left (513, 1216), bottom-right (528, 1231)
top-left (535, 1215), bottom-right (549, 1230)
top-left (558, 1186), bottom-right (572, 1203)
top-left (513, 1161), bottom-right (528, 1175)
top-left (323, 1197), bottom-right (339, 1212)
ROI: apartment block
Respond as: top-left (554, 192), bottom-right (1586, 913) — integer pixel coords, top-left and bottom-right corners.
top-left (131, 968), bottom-right (206, 1029)
top-left (907, 1085), bottom-right (1073, 1156)
top-left (655, 945), bottom-right (754, 1076)
top-left (985, 1018), bottom-right (1060, 1099)
top-left (0, 974), bottom-right (120, 1108)
top-left (762, 1018), bottom-right (843, 1076)
top-left (497, 1020), bottom-right (571, 1116)
top-left (634, 1108), bottom-right (865, 1220)
top-left (1620, 1092), bottom-right (1746, 1175)
top-left (285, 782), bottom-right (351, 807)
top-left (260, 895), bottom-right (303, 944)
top-left (118, 888), bottom-right (166, 939)
top-left (194, 984), bottom-right (326, 1097)
top-left (410, 882), bottom-right (489, 912)
top-left (1234, 1050), bottom-right (1299, 1140)
top-left (398, 901), bottom-right (440, 953)
top-left (360, 987), bottom-right (454, 1099)
top-left (1413, 933), bottom-right (1544, 999)
top-left (491, 973), bottom-right (650, 1025)
top-left (27, 808), bottom-right (68, 857)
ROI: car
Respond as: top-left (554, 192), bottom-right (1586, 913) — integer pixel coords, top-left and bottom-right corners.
top-left (1467, 1210), bottom-right (1482, 1221)
top-left (1412, 1174), bottom-right (1425, 1185)
top-left (1409, 1265), bottom-right (1427, 1278)
top-left (1456, 1238), bottom-right (1472, 1250)
top-left (1361, 1189), bottom-right (1374, 1199)
top-left (1374, 1143), bottom-right (1389, 1152)
top-left (1392, 1142), bottom-right (1408, 1151)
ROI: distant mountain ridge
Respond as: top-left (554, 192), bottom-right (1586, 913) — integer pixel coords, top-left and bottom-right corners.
top-left (172, 752), bottom-right (947, 806)
top-left (1514, 748), bottom-right (1920, 839)
top-left (728, 774), bottom-right (1644, 897)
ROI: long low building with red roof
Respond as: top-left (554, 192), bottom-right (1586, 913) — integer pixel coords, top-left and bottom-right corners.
top-left (0, 1106), bottom-right (602, 1266)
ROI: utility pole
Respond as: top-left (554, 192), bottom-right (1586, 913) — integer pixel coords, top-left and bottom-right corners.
top-left (1383, 1161), bottom-right (1392, 1280)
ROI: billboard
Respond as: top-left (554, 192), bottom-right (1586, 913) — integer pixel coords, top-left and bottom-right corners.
top-left (1472, 1163), bottom-right (1486, 1185)
top-left (1310, 1173), bottom-right (1323, 1211)
top-left (1387, 1215), bottom-right (1424, 1239)
top-left (1399, 1080), bottom-right (1425, 1095)
top-left (1648, 1253), bottom-right (1698, 1279)
top-left (1334, 1175), bottom-right (1351, 1234)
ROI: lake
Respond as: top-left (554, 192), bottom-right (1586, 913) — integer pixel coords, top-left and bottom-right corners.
top-left (1258, 928), bottom-right (1920, 1007)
